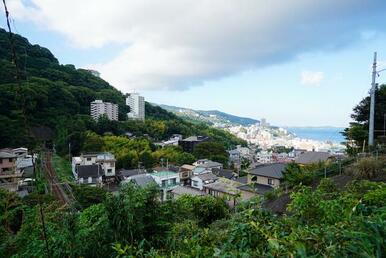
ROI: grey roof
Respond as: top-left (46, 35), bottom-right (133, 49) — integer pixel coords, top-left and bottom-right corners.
top-left (235, 176), bottom-right (248, 184)
top-left (249, 163), bottom-right (286, 179)
top-left (295, 151), bottom-right (333, 164)
top-left (129, 174), bottom-right (156, 187)
top-left (195, 172), bottom-right (218, 181)
top-left (171, 186), bottom-right (207, 197)
top-left (119, 169), bottom-right (143, 178)
top-left (237, 183), bottom-right (273, 195)
top-left (77, 165), bottom-right (102, 178)
top-left (182, 136), bottom-right (209, 142)
top-left (204, 178), bottom-right (242, 196)
top-left (212, 168), bottom-right (235, 179)
top-left (199, 161), bottom-right (223, 169)
top-left (0, 151), bottom-right (16, 158)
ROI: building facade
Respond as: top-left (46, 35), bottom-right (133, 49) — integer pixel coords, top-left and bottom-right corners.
top-left (90, 100), bottom-right (118, 121)
top-left (126, 93), bottom-right (145, 120)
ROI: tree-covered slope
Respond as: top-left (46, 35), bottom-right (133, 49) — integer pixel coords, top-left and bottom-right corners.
top-left (0, 28), bottom-right (245, 154)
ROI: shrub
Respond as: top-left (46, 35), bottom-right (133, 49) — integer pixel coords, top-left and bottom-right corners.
top-left (346, 157), bottom-right (385, 179)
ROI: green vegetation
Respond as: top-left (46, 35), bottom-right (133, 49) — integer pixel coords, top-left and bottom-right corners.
top-left (52, 154), bottom-right (73, 182)
top-left (343, 84), bottom-right (386, 153)
top-left (1, 175), bottom-right (385, 257)
top-left (193, 141), bottom-right (229, 165)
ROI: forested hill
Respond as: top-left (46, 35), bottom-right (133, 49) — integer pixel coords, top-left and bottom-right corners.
top-left (0, 28), bottom-right (245, 154)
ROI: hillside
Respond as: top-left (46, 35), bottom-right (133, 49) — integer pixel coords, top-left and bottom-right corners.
top-left (157, 103), bottom-right (259, 127)
top-left (0, 28), bottom-right (245, 157)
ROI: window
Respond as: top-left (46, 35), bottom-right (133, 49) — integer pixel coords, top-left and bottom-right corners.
top-left (9, 158), bottom-right (13, 162)
top-left (268, 178), bottom-right (274, 185)
top-left (162, 180), bottom-right (167, 187)
top-left (86, 157), bottom-right (91, 161)
top-left (0, 159), bottom-right (2, 164)
top-left (171, 178), bottom-right (176, 185)
top-left (107, 169), bottom-right (112, 173)
top-left (192, 180), bottom-right (198, 187)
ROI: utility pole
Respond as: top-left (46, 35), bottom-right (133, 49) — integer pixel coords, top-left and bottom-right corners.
top-left (369, 52), bottom-right (377, 147)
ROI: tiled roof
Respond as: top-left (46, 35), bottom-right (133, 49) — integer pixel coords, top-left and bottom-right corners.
top-left (171, 186), bottom-right (207, 196)
top-left (237, 183), bottom-right (273, 195)
top-left (295, 151), bottom-right (332, 164)
top-left (249, 163), bottom-right (286, 179)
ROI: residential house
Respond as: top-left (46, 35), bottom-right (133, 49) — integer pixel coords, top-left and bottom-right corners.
top-left (179, 136), bottom-right (210, 152)
top-left (191, 172), bottom-right (218, 190)
top-left (150, 170), bottom-right (180, 200)
top-left (72, 152), bottom-right (116, 180)
top-left (154, 135), bottom-right (183, 148)
top-left (295, 151), bottom-right (334, 165)
top-left (256, 150), bottom-right (273, 164)
top-left (0, 151), bottom-right (22, 188)
top-left (228, 149), bottom-right (241, 162)
top-left (0, 151), bottom-right (16, 174)
top-left (247, 163), bottom-right (286, 188)
top-left (76, 164), bottom-right (103, 185)
top-left (192, 160), bottom-right (223, 175)
top-left (179, 164), bottom-right (195, 185)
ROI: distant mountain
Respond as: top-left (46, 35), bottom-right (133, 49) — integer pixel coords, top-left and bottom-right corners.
top-left (155, 103), bottom-right (259, 127)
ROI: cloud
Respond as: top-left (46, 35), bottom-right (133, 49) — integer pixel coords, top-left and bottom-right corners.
top-left (7, 0), bottom-right (386, 91)
top-left (301, 71), bottom-right (324, 86)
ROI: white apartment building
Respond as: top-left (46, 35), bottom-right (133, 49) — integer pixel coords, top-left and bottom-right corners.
top-left (90, 100), bottom-right (118, 121)
top-left (126, 93), bottom-right (145, 120)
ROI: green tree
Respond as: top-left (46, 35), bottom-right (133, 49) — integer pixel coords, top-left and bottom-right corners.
top-left (193, 142), bottom-right (228, 165)
top-left (343, 84), bottom-right (386, 149)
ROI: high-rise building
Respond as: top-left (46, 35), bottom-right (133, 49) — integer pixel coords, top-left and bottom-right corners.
top-left (90, 100), bottom-right (118, 121)
top-left (126, 93), bottom-right (145, 120)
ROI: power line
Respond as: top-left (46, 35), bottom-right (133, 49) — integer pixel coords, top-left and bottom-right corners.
top-left (2, 0), bottom-right (21, 81)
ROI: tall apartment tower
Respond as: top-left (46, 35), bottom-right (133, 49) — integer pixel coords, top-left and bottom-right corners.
top-left (126, 93), bottom-right (145, 120)
top-left (90, 100), bottom-right (118, 121)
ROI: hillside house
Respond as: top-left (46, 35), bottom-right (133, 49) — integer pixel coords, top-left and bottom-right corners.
top-left (76, 164), bottom-right (103, 185)
top-left (247, 163), bottom-right (286, 188)
top-left (151, 170), bottom-right (180, 200)
top-left (295, 151), bottom-right (334, 165)
top-left (191, 172), bottom-right (218, 190)
top-left (72, 152), bottom-right (116, 181)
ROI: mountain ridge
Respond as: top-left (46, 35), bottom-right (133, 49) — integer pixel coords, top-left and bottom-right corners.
top-left (155, 103), bottom-right (259, 127)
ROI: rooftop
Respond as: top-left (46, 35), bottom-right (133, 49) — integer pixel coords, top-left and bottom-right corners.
top-left (199, 161), bottom-right (223, 168)
top-left (237, 183), bottom-right (273, 195)
top-left (151, 171), bottom-right (178, 178)
top-left (181, 164), bottom-right (195, 170)
top-left (171, 186), bottom-right (207, 197)
top-left (204, 178), bottom-right (242, 196)
top-left (128, 174), bottom-right (156, 187)
top-left (194, 172), bottom-right (218, 182)
top-left (249, 163), bottom-right (286, 179)
top-left (0, 151), bottom-right (16, 158)
top-left (182, 136), bottom-right (210, 142)
top-left (212, 168), bottom-right (235, 179)
top-left (295, 151), bottom-right (333, 164)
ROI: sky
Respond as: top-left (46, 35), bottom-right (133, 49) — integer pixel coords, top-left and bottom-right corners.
top-left (2, 0), bottom-right (386, 127)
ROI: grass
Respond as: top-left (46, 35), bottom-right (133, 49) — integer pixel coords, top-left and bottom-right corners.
top-left (52, 154), bottom-right (74, 182)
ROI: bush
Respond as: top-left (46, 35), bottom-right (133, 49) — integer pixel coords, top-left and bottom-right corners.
top-left (346, 157), bottom-right (385, 179)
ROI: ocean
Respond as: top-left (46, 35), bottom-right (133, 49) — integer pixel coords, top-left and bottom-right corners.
top-left (286, 127), bottom-right (345, 143)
